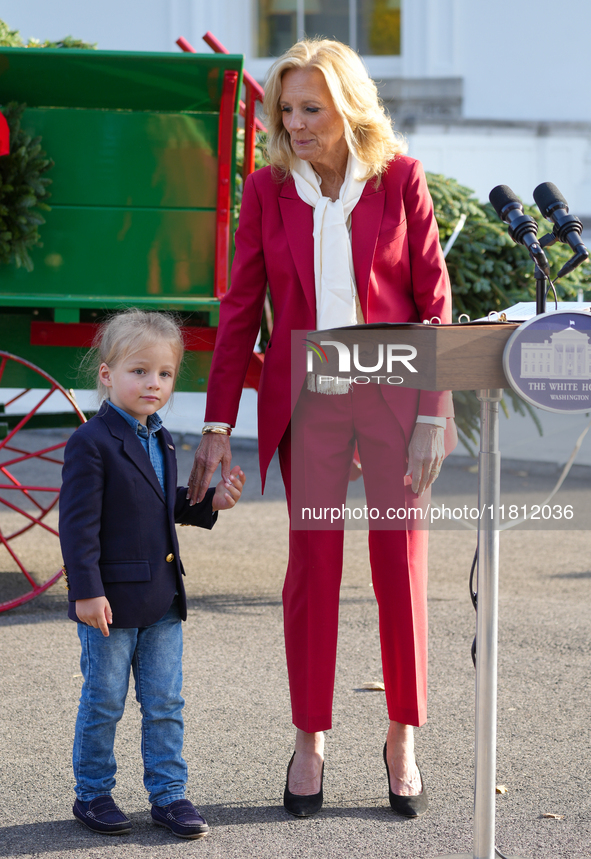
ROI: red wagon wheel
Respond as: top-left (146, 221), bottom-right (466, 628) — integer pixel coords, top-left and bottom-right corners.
top-left (0, 351), bottom-right (86, 612)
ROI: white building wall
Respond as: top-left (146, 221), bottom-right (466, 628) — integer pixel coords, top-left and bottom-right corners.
top-left (402, 0), bottom-right (460, 78)
top-left (407, 129), bottom-right (591, 214)
top-left (1, 0), bottom-right (173, 52)
top-left (4, 0), bottom-right (591, 212)
top-left (1, 0), bottom-right (251, 58)
top-left (457, 0), bottom-right (591, 123)
top-left (185, 0), bottom-right (249, 58)
top-left (5, 0), bottom-right (590, 122)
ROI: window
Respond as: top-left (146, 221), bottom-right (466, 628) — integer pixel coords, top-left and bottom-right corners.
top-left (256, 0), bottom-right (401, 58)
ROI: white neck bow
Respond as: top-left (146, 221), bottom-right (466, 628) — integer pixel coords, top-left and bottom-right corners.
top-left (291, 153), bottom-right (367, 333)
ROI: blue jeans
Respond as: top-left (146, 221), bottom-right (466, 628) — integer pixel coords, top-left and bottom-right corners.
top-left (73, 599), bottom-right (187, 806)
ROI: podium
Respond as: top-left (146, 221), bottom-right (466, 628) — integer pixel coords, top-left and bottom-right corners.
top-left (312, 320), bottom-right (525, 859)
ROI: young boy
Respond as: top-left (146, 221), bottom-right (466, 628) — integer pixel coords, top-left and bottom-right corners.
top-left (59, 310), bottom-right (243, 839)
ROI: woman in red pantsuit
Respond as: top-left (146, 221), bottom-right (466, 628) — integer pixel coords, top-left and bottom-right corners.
top-left (189, 39), bottom-right (456, 818)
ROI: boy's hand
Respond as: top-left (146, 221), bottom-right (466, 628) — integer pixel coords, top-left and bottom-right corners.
top-left (76, 596), bottom-right (113, 637)
top-left (212, 465), bottom-right (245, 511)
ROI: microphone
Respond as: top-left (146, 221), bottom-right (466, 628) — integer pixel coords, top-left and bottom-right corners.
top-left (489, 185), bottom-right (550, 277)
top-left (533, 182), bottom-right (589, 279)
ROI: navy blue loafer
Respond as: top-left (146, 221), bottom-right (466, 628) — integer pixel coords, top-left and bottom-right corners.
top-left (151, 799), bottom-right (209, 839)
top-left (73, 796), bottom-right (131, 835)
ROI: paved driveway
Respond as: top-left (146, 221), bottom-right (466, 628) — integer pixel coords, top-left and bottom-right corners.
top-left (1, 439), bottom-right (590, 858)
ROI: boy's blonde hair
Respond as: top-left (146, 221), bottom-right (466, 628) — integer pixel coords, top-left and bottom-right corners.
top-left (83, 309), bottom-right (185, 401)
top-left (263, 38), bottom-right (407, 181)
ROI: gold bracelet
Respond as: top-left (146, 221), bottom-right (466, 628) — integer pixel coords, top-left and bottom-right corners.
top-left (202, 425), bottom-right (232, 436)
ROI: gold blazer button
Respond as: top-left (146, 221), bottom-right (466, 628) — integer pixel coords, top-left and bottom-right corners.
top-left (166, 553), bottom-right (174, 563)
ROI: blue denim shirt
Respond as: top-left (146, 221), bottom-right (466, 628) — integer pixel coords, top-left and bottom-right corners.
top-left (107, 400), bottom-right (166, 500)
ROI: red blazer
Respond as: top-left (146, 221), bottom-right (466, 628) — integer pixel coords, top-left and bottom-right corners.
top-left (206, 155), bottom-right (455, 488)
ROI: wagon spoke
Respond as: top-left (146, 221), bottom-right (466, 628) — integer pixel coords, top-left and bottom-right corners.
top-left (0, 385), bottom-right (59, 447)
top-left (0, 494), bottom-right (60, 537)
top-left (0, 442), bottom-right (67, 469)
top-left (0, 526), bottom-right (36, 585)
top-left (0, 463), bottom-right (60, 512)
top-left (0, 352), bottom-right (86, 611)
top-left (1, 467), bottom-right (48, 512)
top-left (3, 388), bottom-right (32, 408)
top-left (0, 568), bottom-right (65, 613)
top-left (0, 482), bottom-right (61, 493)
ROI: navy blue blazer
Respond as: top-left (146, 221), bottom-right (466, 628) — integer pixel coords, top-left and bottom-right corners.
top-left (59, 403), bottom-right (217, 628)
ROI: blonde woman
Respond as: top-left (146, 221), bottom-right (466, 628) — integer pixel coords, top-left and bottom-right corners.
top-left (190, 39), bottom-right (456, 817)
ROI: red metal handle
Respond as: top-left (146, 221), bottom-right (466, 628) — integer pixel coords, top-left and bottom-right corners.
top-left (215, 69), bottom-right (239, 299)
top-left (0, 112), bottom-right (10, 157)
top-left (202, 32), bottom-right (265, 101)
top-left (176, 36), bottom-right (196, 54)
top-left (200, 31), bottom-right (266, 181)
top-left (243, 84), bottom-right (256, 182)
top-left (30, 321), bottom-right (219, 351)
top-left (176, 36), bottom-right (249, 292)
top-left (176, 34), bottom-right (266, 133)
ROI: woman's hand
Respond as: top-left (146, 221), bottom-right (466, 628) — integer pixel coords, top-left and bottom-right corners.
top-left (212, 465), bottom-right (246, 511)
top-left (76, 596), bottom-right (113, 637)
top-left (187, 433), bottom-right (232, 505)
top-left (406, 423), bottom-right (445, 496)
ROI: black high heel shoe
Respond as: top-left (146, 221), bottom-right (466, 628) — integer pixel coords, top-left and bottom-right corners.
top-left (383, 742), bottom-right (428, 818)
top-left (283, 752), bottom-right (324, 817)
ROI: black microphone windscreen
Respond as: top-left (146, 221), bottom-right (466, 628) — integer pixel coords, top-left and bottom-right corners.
top-left (489, 185), bottom-right (521, 218)
top-left (533, 182), bottom-right (568, 218)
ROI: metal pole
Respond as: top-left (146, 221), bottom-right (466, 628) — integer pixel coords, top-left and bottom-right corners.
top-left (473, 389), bottom-right (502, 859)
top-left (297, 0), bottom-right (305, 41)
top-left (430, 388), bottom-right (526, 859)
top-left (349, 0), bottom-right (357, 50)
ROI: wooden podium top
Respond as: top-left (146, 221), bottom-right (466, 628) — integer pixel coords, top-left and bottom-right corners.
top-left (311, 321), bottom-right (519, 391)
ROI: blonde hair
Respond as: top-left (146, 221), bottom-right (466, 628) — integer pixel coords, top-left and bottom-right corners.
top-left (263, 38), bottom-right (407, 181)
top-left (82, 309), bottom-right (185, 401)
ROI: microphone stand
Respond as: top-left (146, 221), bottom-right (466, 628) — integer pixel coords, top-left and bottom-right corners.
top-left (435, 194), bottom-right (588, 859)
top-left (535, 263), bottom-right (547, 316)
top-left (433, 227), bottom-right (548, 859)
top-left (433, 389), bottom-right (526, 859)
top-left (435, 256), bottom-right (551, 859)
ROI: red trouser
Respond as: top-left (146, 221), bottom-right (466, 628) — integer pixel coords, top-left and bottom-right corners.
top-left (278, 383), bottom-right (429, 733)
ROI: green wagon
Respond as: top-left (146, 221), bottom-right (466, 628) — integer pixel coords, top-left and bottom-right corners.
top-left (0, 44), bottom-right (261, 610)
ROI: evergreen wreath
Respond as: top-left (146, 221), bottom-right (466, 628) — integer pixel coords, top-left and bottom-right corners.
top-left (0, 102), bottom-right (53, 271)
top-left (0, 17), bottom-right (94, 270)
